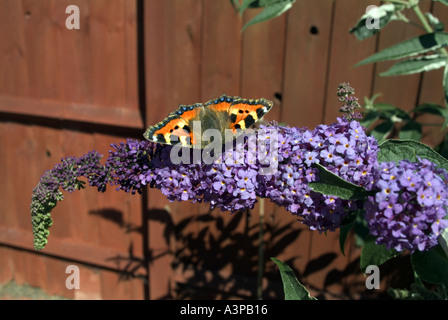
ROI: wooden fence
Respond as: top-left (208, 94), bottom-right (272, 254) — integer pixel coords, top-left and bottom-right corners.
top-left (0, 0), bottom-right (446, 299)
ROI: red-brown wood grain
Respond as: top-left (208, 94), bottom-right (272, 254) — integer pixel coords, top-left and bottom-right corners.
top-left (144, 0), bottom-right (204, 300)
top-left (1, 0), bottom-right (442, 300)
top-left (201, 0), bottom-right (242, 98)
top-left (282, 0), bottom-right (334, 129)
top-left (323, 0), bottom-right (379, 124)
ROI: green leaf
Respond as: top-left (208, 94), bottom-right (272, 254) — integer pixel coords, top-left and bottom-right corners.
top-left (398, 121), bottom-right (422, 141)
top-left (373, 103), bottom-right (410, 120)
top-left (434, 132), bottom-right (448, 159)
top-left (380, 55), bottom-right (447, 76)
top-left (360, 110), bottom-right (380, 130)
top-left (412, 103), bottom-right (448, 131)
top-left (350, 4), bottom-right (401, 41)
top-left (377, 139), bottom-right (448, 171)
top-left (439, 227), bottom-right (448, 258)
top-left (370, 120), bottom-right (394, 143)
top-left (387, 287), bottom-right (414, 299)
top-left (353, 213), bottom-right (370, 247)
top-left (360, 235), bottom-right (399, 272)
top-left (412, 103), bottom-right (447, 117)
top-left (409, 272), bottom-right (447, 299)
top-left (411, 246), bottom-right (448, 287)
top-left (363, 92), bottom-right (383, 108)
top-left (355, 33), bottom-right (448, 67)
top-left (339, 211), bottom-right (357, 255)
top-left (434, 0), bottom-right (448, 7)
top-left (441, 65), bottom-right (448, 128)
top-left (241, 0), bottom-right (295, 31)
top-left (425, 12), bottom-right (445, 32)
top-left (271, 258), bottom-right (317, 300)
top-left (229, 0), bottom-right (241, 11)
top-left (444, 62), bottom-right (448, 108)
top-left (309, 163), bottom-right (370, 200)
top-left (238, 0), bottom-right (258, 15)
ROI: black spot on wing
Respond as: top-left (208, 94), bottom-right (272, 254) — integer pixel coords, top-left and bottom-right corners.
top-left (230, 113), bottom-right (237, 123)
top-left (156, 134), bottom-right (166, 143)
top-left (244, 114), bottom-right (255, 128)
top-left (256, 107), bottom-right (266, 119)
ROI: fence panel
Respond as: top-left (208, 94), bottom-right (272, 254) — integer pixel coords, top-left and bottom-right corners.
top-left (1, 0), bottom-right (444, 300)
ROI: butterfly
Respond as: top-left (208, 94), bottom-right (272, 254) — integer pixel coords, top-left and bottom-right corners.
top-left (143, 94), bottom-right (273, 149)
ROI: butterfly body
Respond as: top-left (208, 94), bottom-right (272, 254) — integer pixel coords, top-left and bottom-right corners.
top-left (144, 94), bottom-right (273, 149)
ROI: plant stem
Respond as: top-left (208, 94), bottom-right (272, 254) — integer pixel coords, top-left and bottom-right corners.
top-left (411, 1), bottom-right (433, 33)
top-left (257, 198), bottom-right (265, 300)
top-left (385, 0), bottom-right (412, 6)
top-left (410, 0), bottom-right (448, 56)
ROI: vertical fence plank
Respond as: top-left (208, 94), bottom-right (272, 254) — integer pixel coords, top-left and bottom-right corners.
top-left (21, 0), bottom-right (60, 99)
top-left (0, 247), bottom-right (13, 285)
top-left (74, 265), bottom-right (102, 300)
top-left (0, 0), bottom-right (144, 300)
top-left (282, 0), bottom-right (334, 128)
top-left (191, 1), bottom-right (247, 298)
top-left (145, 0), bottom-right (202, 118)
top-left (90, 0), bottom-right (130, 107)
top-left (53, 0), bottom-right (91, 104)
top-left (323, 0), bottom-right (379, 123)
top-left (201, 0), bottom-right (242, 98)
top-left (100, 268), bottom-right (145, 300)
top-left (0, 0), bottom-right (29, 96)
top-left (307, 0), bottom-right (378, 297)
top-left (44, 256), bottom-right (75, 297)
top-left (240, 8), bottom-right (289, 299)
top-left (241, 7), bottom-right (285, 114)
top-left (144, 0), bottom-right (203, 299)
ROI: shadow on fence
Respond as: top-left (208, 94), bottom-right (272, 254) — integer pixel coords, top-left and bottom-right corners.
top-left (90, 205), bottom-right (414, 299)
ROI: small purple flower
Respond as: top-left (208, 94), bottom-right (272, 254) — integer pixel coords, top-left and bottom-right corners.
top-left (365, 159), bottom-right (448, 252)
top-left (259, 117), bottom-right (379, 232)
top-left (337, 83), bottom-right (362, 120)
top-left (320, 145), bottom-right (336, 163)
top-left (335, 136), bottom-right (356, 156)
top-left (31, 117), bottom-right (381, 247)
top-left (33, 84), bottom-right (448, 256)
top-left (281, 165), bottom-right (300, 186)
top-left (235, 169), bottom-right (257, 190)
top-left (30, 150), bottom-right (113, 249)
top-left (304, 151), bottom-right (319, 166)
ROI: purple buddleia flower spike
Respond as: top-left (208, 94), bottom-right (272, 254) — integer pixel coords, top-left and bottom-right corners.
top-left (365, 159), bottom-right (448, 252)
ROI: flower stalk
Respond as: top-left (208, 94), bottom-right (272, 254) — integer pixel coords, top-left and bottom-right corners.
top-left (257, 198), bottom-right (265, 300)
